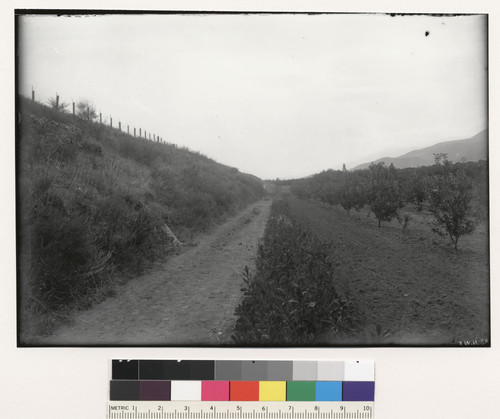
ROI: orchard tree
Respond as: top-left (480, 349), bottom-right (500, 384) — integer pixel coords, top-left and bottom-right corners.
top-left (338, 172), bottom-right (368, 214)
top-left (427, 154), bottom-right (475, 250)
top-left (401, 169), bottom-right (426, 211)
top-left (320, 171), bottom-right (339, 207)
top-left (368, 163), bottom-right (404, 227)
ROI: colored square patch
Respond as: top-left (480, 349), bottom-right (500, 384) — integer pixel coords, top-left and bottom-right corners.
top-left (112, 360), bottom-right (139, 380)
top-left (241, 361), bottom-right (268, 381)
top-left (316, 381), bottom-right (342, 401)
top-left (202, 381), bottom-right (229, 401)
top-left (259, 381), bottom-right (286, 401)
top-left (342, 381), bottom-right (375, 401)
top-left (293, 361), bottom-right (318, 380)
top-left (215, 361), bottom-right (242, 381)
top-left (344, 361), bottom-right (375, 381)
top-left (110, 381), bottom-right (140, 401)
top-left (286, 381), bottom-right (316, 401)
top-left (140, 380), bottom-right (171, 401)
top-left (317, 361), bottom-right (344, 381)
top-left (170, 381), bottom-right (202, 401)
top-left (230, 381), bottom-right (259, 401)
top-left (267, 361), bottom-right (293, 381)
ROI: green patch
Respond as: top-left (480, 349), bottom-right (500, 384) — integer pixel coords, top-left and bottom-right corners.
top-left (286, 381), bottom-right (316, 401)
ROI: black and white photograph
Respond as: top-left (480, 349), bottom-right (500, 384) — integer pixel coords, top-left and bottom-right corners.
top-left (16, 11), bottom-right (489, 347)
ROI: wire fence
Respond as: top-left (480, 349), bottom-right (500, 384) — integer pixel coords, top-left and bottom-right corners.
top-left (29, 88), bottom-right (166, 144)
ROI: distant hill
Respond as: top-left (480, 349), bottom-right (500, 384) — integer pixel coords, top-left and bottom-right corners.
top-left (352, 129), bottom-right (488, 170)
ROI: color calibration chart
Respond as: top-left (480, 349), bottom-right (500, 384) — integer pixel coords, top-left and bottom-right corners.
top-left (108, 360), bottom-right (375, 418)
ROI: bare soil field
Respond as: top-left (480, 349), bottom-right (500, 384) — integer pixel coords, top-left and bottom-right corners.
top-left (286, 195), bottom-right (489, 346)
top-left (36, 199), bottom-right (272, 345)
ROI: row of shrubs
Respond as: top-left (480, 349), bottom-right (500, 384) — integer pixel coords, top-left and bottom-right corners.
top-left (18, 97), bottom-right (265, 337)
top-left (232, 200), bottom-right (351, 345)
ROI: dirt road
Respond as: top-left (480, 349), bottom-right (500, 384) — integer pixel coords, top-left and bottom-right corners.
top-left (40, 199), bottom-right (272, 345)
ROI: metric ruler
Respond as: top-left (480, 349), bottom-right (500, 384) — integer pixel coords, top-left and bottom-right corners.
top-left (107, 401), bottom-right (374, 419)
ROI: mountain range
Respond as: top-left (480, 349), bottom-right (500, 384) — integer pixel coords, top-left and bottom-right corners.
top-left (352, 129), bottom-right (488, 170)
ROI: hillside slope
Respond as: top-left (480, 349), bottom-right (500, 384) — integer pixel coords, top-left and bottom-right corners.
top-left (353, 129), bottom-right (487, 170)
top-left (17, 97), bottom-right (264, 339)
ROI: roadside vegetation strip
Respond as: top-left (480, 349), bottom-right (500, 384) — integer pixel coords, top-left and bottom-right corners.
top-left (233, 200), bottom-right (351, 345)
top-left (18, 97), bottom-right (265, 338)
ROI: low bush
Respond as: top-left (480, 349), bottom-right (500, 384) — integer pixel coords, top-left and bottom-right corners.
top-left (233, 200), bottom-right (351, 345)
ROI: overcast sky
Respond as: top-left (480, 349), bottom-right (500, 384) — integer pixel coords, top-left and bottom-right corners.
top-left (18, 13), bottom-right (487, 179)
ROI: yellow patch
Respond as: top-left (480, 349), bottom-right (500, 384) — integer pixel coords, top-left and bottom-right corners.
top-left (259, 381), bottom-right (286, 401)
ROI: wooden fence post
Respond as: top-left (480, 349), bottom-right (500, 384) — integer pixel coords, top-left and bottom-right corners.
top-left (55, 94), bottom-right (59, 110)
top-left (72, 102), bottom-right (75, 115)
top-left (110, 117), bottom-right (113, 128)
top-left (134, 127), bottom-right (136, 137)
top-left (87, 106), bottom-right (90, 121)
top-left (31, 88), bottom-right (35, 102)
top-left (127, 125), bottom-right (129, 135)
top-left (139, 128), bottom-right (142, 138)
top-left (100, 113), bottom-right (102, 124)
top-left (119, 122), bottom-right (121, 132)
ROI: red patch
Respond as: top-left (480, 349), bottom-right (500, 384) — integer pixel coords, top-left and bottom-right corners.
top-left (229, 381), bottom-right (259, 401)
